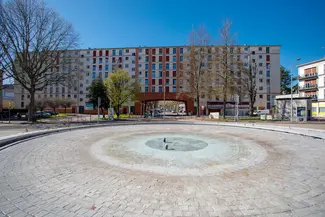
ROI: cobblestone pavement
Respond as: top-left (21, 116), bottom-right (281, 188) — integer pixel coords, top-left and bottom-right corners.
top-left (0, 124), bottom-right (325, 217)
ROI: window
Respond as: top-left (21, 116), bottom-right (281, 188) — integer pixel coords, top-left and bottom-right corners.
top-left (145, 87), bottom-right (149, 92)
top-left (145, 79), bottom-right (148, 85)
top-left (132, 60), bottom-right (135, 64)
top-left (145, 64), bottom-right (149, 70)
top-left (166, 63), bottom-right (169, 70)
top-left (21, 102), bottom-right (24, 108)
top-left (266, 79), bottom-right (270, 85)
top-left (266, 63), bottom-right (270, 69)
top-left (125, 57), bottom-right (129, 60)
top-left (159, 63), bottom-right (162, 70)
top-left (259, 79), bottom-right (263, 82)
top-left (244, 47), bottom-right (248, 51)
top-left (119, 50), bottom-right (122, 56)
top-left (267, 102), bottom-right (271, 109)
top-left (259, 86), bottom-right (263, 90)
top-left (99, 65), bottom-right (102, 71)
top-left (252, 59), bottom-right (255, 63)
top-left (258, 47), bottom-right (262, 51)
top-left (138, 79), bottom-right (142, 84)
top-left (159, 79), bottom-right (162, 85)
top-left (112, 50), bottom-right (116, 56)
top-left (266, 47), bottom-right (270, 53)
top-left (266, 71), bottom-right (270, 77)
top-left (166, 71), bottom-right (169, 77)
top-left (159, 71), bottom-right (162, 77)
top-left (93, 51), bottom-right (96, 56)
top-left (180, 48), bottom-right (183, 54)
top-left (173, 63), bottom-right (176, 70)
top-left (259, 70), bottom-right (263, 75)
top-left (145, 71), bottom-right (148, 77)
top-left (105, 65), bottom-right (109, 70)
top-left (173, 71), bottom-right (176, 77)
top-left (152, 71), bottom-right (156, 78)
top-left (106, 50), bottom-right (109, 56)
top-left (179, 56), bottom-right (183, 62)
top-left (93, 58), bottom-right (96, 64)
top-left (166, 79), bottom-right (169, 85)
top-left (87, 51), bottom-right (90, 55)
top-left (86, 80), bottom-right (89, 84)
top-left (80, 83), bottom-right (83, 88)
top-left (244, 56), bottom-right (248, 60)
top-left (267, 95), bottom-right (271, 101)
top-left (152, 49), bottom-right (156, 55)
top-left (99, 58), bottom-right (102, 64)
top-left (93, 65), bottom-right (96, 71)
top-left (173, 56), bottom-right (176, 62)
top-left (266, 55), bottom-right (270, 61)
top-left (105, 58), bottom-right (108, 63)
top-left (139, 63), bottom-right (142, 68)
top-left (173, 79), bottom-right (177, 85)
top-left (259, 55), bottom-right (262, 59)
top-left (152, 86), bottom-right (156, 92)
top-left (159, 86), bottom-right (163, 92)
top-left (105, 72), bottom-right (108, 78)
top-left (80, 98), bottom-right (83, 102)
top-left (173, 48), bottom-right (176, 54)
top-left (125, 64), bottom-right (129, 68)
top-left (139, 56), bottom-right (142, 60)
top-left (74, 95), bottom-right (77, 98)
top-left (139, 48), bottom-right (143, 53)
top-left (259, 94), bottom-right (263, 99)
top-left (319, 107), bottom-right (325, 113)
top-left (166, 56), bottom-right (170, 62)
top-left (152, 79), bottom-right (156, 85)
top-left (152, 63), bottom-right (156, 70)
top-left (172, 87), bottom-right (177, 92)
top-left (125, 49), bottom-right (129, 53)
top-left (145, 56), bottom-right (149, 62)
top-left (166, 48), bottom-right (170, 54)
top-left (159, 48), bottom-right (162, 55)
top-left (252, 51), bottom-right (255, 55)
top-left (92, 72), bottom-right (96, 78)
top-left (259, 63), bottom-right (263, 67)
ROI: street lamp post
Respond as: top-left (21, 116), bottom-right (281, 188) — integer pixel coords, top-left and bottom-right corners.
top-left (291, 58), bottom-right (301, 122)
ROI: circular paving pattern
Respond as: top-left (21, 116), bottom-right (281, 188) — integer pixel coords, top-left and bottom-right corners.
top-left (0, 123), bottom-right (325, 217)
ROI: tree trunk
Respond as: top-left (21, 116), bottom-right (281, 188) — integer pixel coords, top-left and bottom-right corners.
top-left (223, 92), bottom-right (227, 119)
top-left (117, 105), bottom-right (120, 119)
top-left (196, 93), bottom-right (200, 117)
top-left (249, 95), bottom-right (254, 116)
top-left (101, 107), bottom-right (105, 118)
top-left (28, 90), bottom-right (36, 122)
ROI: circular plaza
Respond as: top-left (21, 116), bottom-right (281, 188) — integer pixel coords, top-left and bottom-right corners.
top-left (0, 123), bottom-right (325, 217)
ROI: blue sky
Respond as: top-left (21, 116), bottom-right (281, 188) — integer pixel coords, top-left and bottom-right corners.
top-left (46, 0), bottom-right (325, 74)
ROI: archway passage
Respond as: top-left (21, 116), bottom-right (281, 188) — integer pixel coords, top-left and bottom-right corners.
top-left (134, 92), bottom-right (194, 115)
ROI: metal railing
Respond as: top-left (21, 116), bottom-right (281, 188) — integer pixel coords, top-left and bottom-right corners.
top-left (299, 84), bottom-right (318, 90)
top-left (298, 72), bottom-right (318, 80)
top-left (305, 94), bottom-right (318, 100)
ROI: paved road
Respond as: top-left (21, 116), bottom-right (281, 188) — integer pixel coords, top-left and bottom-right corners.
top-left (0, 124), bottom-right (325, 217)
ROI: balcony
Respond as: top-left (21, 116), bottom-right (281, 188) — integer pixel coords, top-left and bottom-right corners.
top-left (299, 84), bottom-right (318, 91)
top-left (305, 94), bottom-right (318, 101)
top-left (298, 72), bottom-right (318, 80)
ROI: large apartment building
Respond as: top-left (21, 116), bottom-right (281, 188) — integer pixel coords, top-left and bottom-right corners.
top-left (14, 45), bottom-right (280, 115)
top-left (297, 58), bottom-right (325, 117)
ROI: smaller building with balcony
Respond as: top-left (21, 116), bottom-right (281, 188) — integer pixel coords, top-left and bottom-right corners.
top-left (297, 58), bottom-right (325, 118)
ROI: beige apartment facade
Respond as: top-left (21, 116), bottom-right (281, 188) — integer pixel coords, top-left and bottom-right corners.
top-left (14, 45), bottom-right (281, 115)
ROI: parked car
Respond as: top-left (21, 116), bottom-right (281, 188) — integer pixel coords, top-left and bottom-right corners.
top-left (26, 111), bottom-right (51, 119)
top-left (46, 111), bottom-right (58, 116)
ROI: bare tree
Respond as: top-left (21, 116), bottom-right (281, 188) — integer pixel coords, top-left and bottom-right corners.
top-left (181, 24), bottom-right (212, 116)
top-left (0, 0), bottom-right (78, 121)
top-left (35, 98), bottom-right (47, 111)
top-left (60, 98), bottom-right (75, 114)
top-left (239, 58), bottom-right (257, 116)
top-left (45, 98), bottom-right (61, 113)
top-left (216, 19), bottom-right (238, 118)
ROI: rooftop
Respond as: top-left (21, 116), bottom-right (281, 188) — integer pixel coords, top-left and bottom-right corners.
top-left (297, 57), bottom-right (325, 68)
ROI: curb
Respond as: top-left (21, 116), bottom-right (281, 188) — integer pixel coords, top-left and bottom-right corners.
top-left (1, 121), bottom-right (324, 150)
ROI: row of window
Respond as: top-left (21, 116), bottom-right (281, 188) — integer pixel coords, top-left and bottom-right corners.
top-left (139, 71), bottom-right (177, 78)
top-left (89, 47), bottom-right (184, 57)
top-left (143, 86), bottom-right (177, 93)
top-left (141, 63), bottom-right (177, 70)
top-left (138, 55), bottom-right (183, 62)
top-left (140, 79), bottom-right (177, 85)
top-left (90, 57), bottom-right (135, 64)
top-left (140, 47), bottom-right (183, 55)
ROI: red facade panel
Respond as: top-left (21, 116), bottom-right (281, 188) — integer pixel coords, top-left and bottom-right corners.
top-left (99, 50), bottom-right (103, 56)
top-left (93, 51), bottom-right (96, 56)
top-left (105, 50), bottom-right (109, 56)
